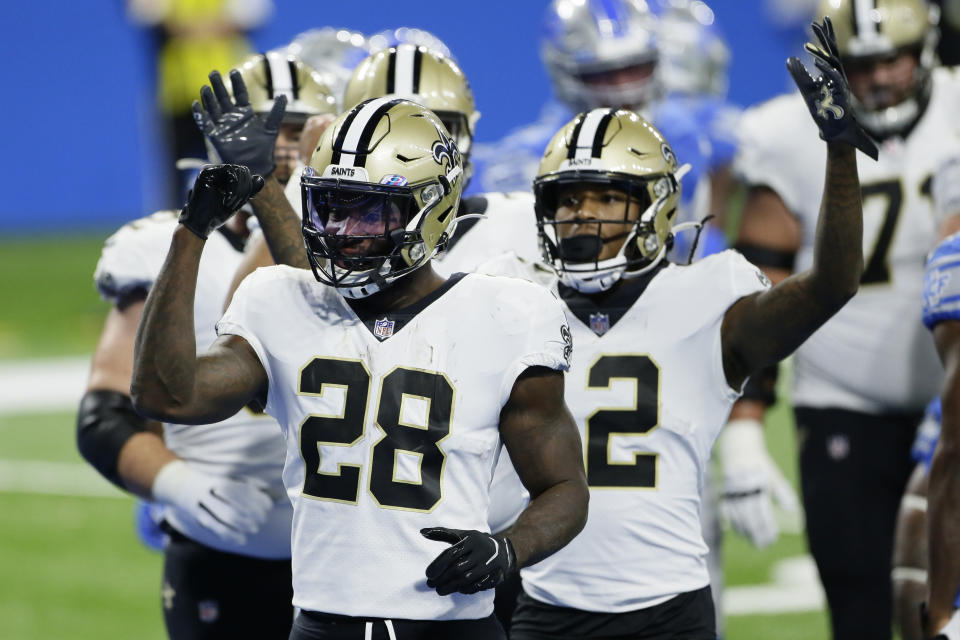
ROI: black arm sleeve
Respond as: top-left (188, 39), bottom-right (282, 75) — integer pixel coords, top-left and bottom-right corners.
top-left (76, 390), bottom-right (151, 489)
top-left (741, 362), bottom-right (780, 407)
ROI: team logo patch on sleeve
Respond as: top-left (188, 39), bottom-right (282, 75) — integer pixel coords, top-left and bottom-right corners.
top-left (589, 312), bottom-right (610, 337)
top-left (374, 318), bottom-right (396, 340)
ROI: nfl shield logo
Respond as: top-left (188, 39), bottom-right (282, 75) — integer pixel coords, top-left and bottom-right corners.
top-left (198, 599), bottom-right (219, 623)
top-left (374, 318), bottom-right (395, 340)
top-left (589, 312), bottom-right (610, 336)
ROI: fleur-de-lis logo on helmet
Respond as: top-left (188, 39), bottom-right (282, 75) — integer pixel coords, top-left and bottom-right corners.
top-left (431, 127), bottom-right (463, 186)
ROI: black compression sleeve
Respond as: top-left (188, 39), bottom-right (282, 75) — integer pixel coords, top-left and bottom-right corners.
top-left (76, 390), bottom-right (150, 489)
top-left (741, 363), bottom-right (780, 407)
top-left (734, 243), bottom-right (796, 271)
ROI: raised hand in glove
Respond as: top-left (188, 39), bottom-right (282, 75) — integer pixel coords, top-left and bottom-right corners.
top-left (787, 16), bottom-right (879, 160)
top-left (719, 419), bottom-right (800, 548)
top-left (179, 164), bottom-right (264, 239)
top-left (151, 460), bottom-right (274, 546)
top-left (192, 69), bottom-right (287, 177)
top-left (421, 527), bottom-right (516, 596)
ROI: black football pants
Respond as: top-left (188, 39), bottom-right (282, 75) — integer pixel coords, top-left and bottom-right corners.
top-left (795, 406), bottom-right (920, 640)
top-left (162, 526), bottom-right (293, 639)
top-left (509, 585), bottom-right (716, 639)
top-left (289, 610), bottom-right (506, 640)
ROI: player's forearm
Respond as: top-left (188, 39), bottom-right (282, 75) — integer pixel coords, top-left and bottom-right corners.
top-left (115, 432), bottom-right (178, 499)
top-left (501, 477), bottom-right (589, 569)
top-left (251, 177), bottom-right (309, 269)
top-left (927, 389), bottom-right (960, 626)
top-left (131, 226), bottom-right (205, 421)
top-left (806, 141), bottom-right (863, 306)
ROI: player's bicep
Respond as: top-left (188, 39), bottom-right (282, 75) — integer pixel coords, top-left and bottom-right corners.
top-left (87, 297), bottom-right (147, 394)
top-left (735, 186), bottom-right (802, 285)
top-left (188, 334), bottom-right (268, 424)
top-left (499, 366), bottom-right (585, 499)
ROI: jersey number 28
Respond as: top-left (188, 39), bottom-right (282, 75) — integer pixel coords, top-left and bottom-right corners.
top-left (297, 357), bottom-right (453, 512)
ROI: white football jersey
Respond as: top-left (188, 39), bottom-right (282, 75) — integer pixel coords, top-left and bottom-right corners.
top-left (217, 266), bottom-right (571, 620)
top-left (94, 211), bottom-right (291, 559)
top-left (735, 68), bottom-right (960, 413)
top-left (434, 192), bottom-right (541, 277)
top-left (480, 250), bottom-right (769, 612)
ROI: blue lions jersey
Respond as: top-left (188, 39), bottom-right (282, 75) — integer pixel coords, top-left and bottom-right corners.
top-left (923, 232), bottom-right (960, 330)
top-left (911, 397), bottom-right (942, 472)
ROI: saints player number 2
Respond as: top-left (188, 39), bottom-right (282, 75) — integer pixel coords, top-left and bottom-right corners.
top-left (298, 358), bottom-right (452, 511)
top-left (586, 355), bottom-right (660, 489)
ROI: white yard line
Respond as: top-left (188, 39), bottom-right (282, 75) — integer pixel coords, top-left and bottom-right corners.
top-left (0, 459), bottom-right (124, 498)
top-left (725, 555), bottom-right (826, 616)
top-left (0, 356), bottom-right (90, 414)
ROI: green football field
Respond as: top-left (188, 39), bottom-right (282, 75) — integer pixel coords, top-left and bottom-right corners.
top-left (0, 232), bottom-right (832, 639)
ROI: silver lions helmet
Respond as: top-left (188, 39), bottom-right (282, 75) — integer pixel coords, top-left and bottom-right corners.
top-left (541, 0), bottom-right (663, 112)
top-left (656, 0), bottom-right (730, 97)
top-left (288, 27), bottom-right (371, 110)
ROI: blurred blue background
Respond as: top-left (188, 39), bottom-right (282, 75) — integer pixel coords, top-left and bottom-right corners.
top-left (0, 0), bottom-right (810, 232)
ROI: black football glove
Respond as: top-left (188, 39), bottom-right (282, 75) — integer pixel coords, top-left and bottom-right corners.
top-left (786, 16), bottom-right (879, 161)
top-left (179, 164), bottom-right (264, 239)
top-left (192, 69), bottom-right (286, 177)
top-left (421, 527), bottom-right (516, 596)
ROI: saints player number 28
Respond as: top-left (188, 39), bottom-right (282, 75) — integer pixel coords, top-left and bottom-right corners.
top-left (298, 358), bottom-right (452, 511)
top-left (586, 355), bottom-right (660, 489)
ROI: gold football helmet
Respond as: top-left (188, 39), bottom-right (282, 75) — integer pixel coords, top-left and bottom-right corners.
top-left (342, 45), bottom-right (480, 168)
top-left (534, 109), bottom-right (686, 293)
top-left (817, 0), bottom-right (939, 136)
top-left (235, 51), bottom-right (338, 124)
top-left (301, 98), bottom-right (465, 298)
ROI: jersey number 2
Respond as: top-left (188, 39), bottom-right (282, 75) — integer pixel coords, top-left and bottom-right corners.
top-left (586, 355), bottom-right (660, 489)
top-left (298, 358), bottom-right (453, 512)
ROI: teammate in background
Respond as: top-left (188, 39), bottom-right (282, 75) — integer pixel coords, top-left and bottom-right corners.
top-left (733, 1), bottom-right (956, 637)
top-left (75, 52), bottom-right (335, 639)
top-left (132, 97), bottom-right (589, 638)
top-left (476, 17), bottom-right (871, 638)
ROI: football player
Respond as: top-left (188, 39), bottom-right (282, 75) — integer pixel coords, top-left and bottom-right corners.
top-left (469, 0), bottom-right (708, 214)
top-left (478, 17), bottom-right (873, 639)
top-left (75, 52), bottom-right (336, 639)
top-left (733, 1), bottom-right (959, 637)
top-left (131, 98), bottom-right (589, 639)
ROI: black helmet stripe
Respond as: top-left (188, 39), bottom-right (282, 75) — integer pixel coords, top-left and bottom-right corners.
top-left (851, 0), bottom-right (879, 37)
top-left (331, 97), bottom-right (406, 168)
top-left (386, 49), bottom-right (397, 93)
top-left (261, 52), bottom-right (274, 99)
top-left (288, 58), bottom-right (300, 100)
top-left (568, 108), bottom-right (617, 161)
top-left (567, 113), bottom-right (587, 160)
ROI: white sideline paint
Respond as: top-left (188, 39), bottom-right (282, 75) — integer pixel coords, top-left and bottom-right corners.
top-left (725, 555), bottom-right (826, 615)
top-left (0, 356), bottom-right (90, 414)
top-left (0, 459), bottom-right (124, 498)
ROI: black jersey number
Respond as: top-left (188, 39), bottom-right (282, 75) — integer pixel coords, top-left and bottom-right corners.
top-left (859, 176), bottom-right (934, 285)
top-left (297, 358), bottom-right (452, 511)
top-left (585, 355), bottom-right (660, 489)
